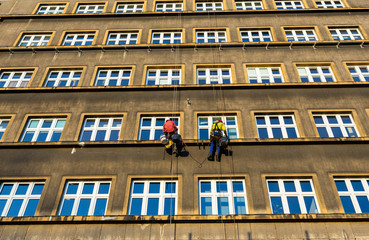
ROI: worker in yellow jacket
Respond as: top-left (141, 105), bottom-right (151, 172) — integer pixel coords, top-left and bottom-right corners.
top-left (208, 119), bottom-right (228, 161)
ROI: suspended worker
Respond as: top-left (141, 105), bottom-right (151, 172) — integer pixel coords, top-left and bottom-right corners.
top-left (162, 118), bottom-right (182, 156)
top-left (208, 119), bottom-right (228, 161)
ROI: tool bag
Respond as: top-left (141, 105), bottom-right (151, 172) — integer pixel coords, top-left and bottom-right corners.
top-left (171, 133), bottom-right (181, 143)
top-left (218, 137), bottom-right (229, 148)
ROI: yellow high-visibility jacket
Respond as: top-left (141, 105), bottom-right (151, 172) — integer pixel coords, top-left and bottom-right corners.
top-left (211, 121), bottom-right (226, 134)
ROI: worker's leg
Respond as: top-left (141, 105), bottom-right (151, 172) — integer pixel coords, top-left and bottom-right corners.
top-left (216, 142), bottom-right (222, 161)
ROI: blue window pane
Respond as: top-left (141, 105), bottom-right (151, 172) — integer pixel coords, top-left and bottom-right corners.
top-left (340, 196), bottom-right (355, 213)
top-left (351, 180), bottom-right (364, 191)
top-left (149, 183), bottom-right (160, 194)
top-left (142, 119), bottom-right (151, 126)
top-left (314, 116), bottom-right (324, 124)
top-left (286, 128), bottom-right (297, 138)
top-left (109, 130), bottom-right (119, 141)
top-left (108, 80), bottom-right (117, 86)
top-left (96, 130), bottom-right (106, 141)
top-left (304, 197), bottom-right (318, 213)
top-left (201, 182), bottom-right (211, 193)
top-left (258, 128), bottom-right (268, 139)
top-left (317, 127), bottom-right (329, 137)
top-left (66, 183), bottom-right (78, 194)
top-left (140, 130), bottom-right (150, 140)
top-left (270, 197), bottom-right (284, 214)
top-left (300, 181), bottom-right (312, 192)
top-left (133, 183), bottom-right (144, 194)
top-left (272, 128), bottom-right (283, 138)
top-left (345, 127), bottom-right (358, 137)
top-left (201, 197), bottom-right (212, 215)
top-left (256, 117), bottom-right (266, 125)
top-left (226, 118), bottom-right (236, 125)
top-left (46, 81), bottom-right (55, 87)
top-left (284, 181), bottom-right (296, 192)
top-left (164, 198), bottom-right (175, 215)
top-left (50, 132), bottom-right (61, 142)
top-left (327, 116), bottom-right (338, 124)
top-left (216, 182), bottom-right (227, 193)
top-left (81, 131), bottom-right (92, 141)
top-left (154, 130), bottom-right (162, 140)
top-left (335, 180), bottom-right (348, 191)
top-left (16, 184), bottom-right (29, 195)
top-left (82, 183), bottom-right (94, 194)
top-left (129, 198), bottom-right (142, 215)
top-left (99, 183), bottom-right (110, 194)
top-left (147, 198), bottom-right (159, 215)
top-left (23, 199), bottom-right (39, 216)
top-left (0, 200), bottom-right (6, 215)
top-left (284, 117), bottom-right (293, 124)
top-left (94, 198), bottom-right (107, 216)
top-left (0, 132), bottom-right (3, 140)
top-left (268, 181), bottom-right (279, 192)
top-left (7, 199), bottom-right (23, 216)
top-left (77, 199), bottom-right (91, 216)
top-left (331, 127), bottom-right (343, 137)
top-left (270, 117), bottom-right (279, 125)
top-left (36, 132), bottom-right (48, 142)
top-left (232, 182), bottom-right (244, 192)
top-left (199, 129), bottom-right (209, 139)
top-left (341, 116), bottom-right (351, 124)
top-left (357, 196), bottom-right (369, 213)
top-left (42, 121), bottom-right (52, 128)
top-left (217, 197), bottom-right (229, 215)
top-left (165, 183), bottom-right (176, 194)
top-left (173, 119), bottom-right (178, 125)
top-left (234, 197), bottom-right (246, 214)
top-left (156, 119), bottom-right (165, 126)
top-left (287, 196), bottom-right (301, 214)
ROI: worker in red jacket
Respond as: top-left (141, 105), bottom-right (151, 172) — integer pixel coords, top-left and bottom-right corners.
top-left (163, 118), bottom-right (180, 155)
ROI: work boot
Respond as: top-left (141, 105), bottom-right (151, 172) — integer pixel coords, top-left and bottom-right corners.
top-left (207, 154), bottom-right (214, 161)
top-left (216, 154), bottom-right (221, 162)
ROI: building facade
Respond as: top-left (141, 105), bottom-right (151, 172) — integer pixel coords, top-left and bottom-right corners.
top-left (0, 0), bottom-right (369, 238)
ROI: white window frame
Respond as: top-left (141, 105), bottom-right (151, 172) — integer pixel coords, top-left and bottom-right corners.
top-left (329, 28), bottom-right (364, 41)
top-left (267, 179), bottom-right (320, 214)
top-left (255, 115), bottom-right (300, 138)
top-left (75, 4), bottom-right (105, 14)
top-left (316, 0), bottom-right (344, 8)
top-left (155, 2), bottom-right (183, 11)
top-left (197, 115), bottom-right (239, 139)
top-left (106, 32), bottom-right (139, 45)
top-left (58, 181), bottom-right (111, 216)
top-left (284, 29), bottom-right (318, 41)
top-left (195, 2), bottom-right (224, 11)
top-left (151, 31), bottom-right (182, 44)
top-left (0, 118), bottom-right (10, 140)
top-left (18, 34), bottom-right (51, 47)
top-left (0, 182), bottom-right (45, 217)
top-left (20, 118), bottom-right (66, 142)
top-left (240, 29), bottom-right (273, 42)
top-left (235, 0), bottom-right (264, 10)
top-left (115, 3), bottom-right (144, 12)
top-left (79, 117), bottom-right (123, 141)
top-left (146, 68), bottom-right (181, 85)
top-left (44, 70), bottom-right (82, 87)
top-left (197, 68), bottom-right (232, 84)
top-left (246, 66), bottom-right (284, 83)
top-left (196, 30), bottom-right (227, 43)
top-left (95, 69), bottom-right (132, 86)
top-left (334, 178), bottom-right (369, 214)
top-left (199, 179), bottom-right (248, 215)
top-left (128, 180), bottom-right (178, 215)
top-left (297, 66), bottom-right (336, 83)
top-left (313, 114), bottom-right (360, 137)
top-left (275, 0), bottom-right (304, 9)
top-left (138, 116), bottom-right (180, 140)
top-left (0, 71), bottom-right (33, 88)
top-left (62, 33), bottom-right (95, 46)
top-left (36, 4), bottom-right (66, 14)
top-left (348, 65), bottom-right (369, 82)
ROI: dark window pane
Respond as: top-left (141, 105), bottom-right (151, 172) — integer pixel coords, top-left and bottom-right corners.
top-left (31, 184), bottom-right (44, 195)
top-left (66, 183), bottom-right (78, 194)
top-left (0, 200), bottom-right (6, 215)
top-left (217, 197), bottom-right (229, 215)
top-left (0, 184), bottom-right (13, 195)
top-left (340, 196), bottom-right (355, 213)
top-left (199, 129), bottom-right (208, 139)
top-left (351, 180), bottom-right (364, 191)
top-left (335, 180), bottom-right (348, 191)
top-left (96, 130), bottom-right (106, 141)
top-left (109, 130), bottom-right (119, 141)
top-left (129, 198), bottom-right (142, 215)
top-left (331, 127), bottom-right (343, 137)
top-left (23, 199), bottom-right (39, 216)
top-left (149, 183), bottom-right (160, 194)
top-left (201, 182), bottom-right (211, 193)
top-left (99, 183), bottom-right (110, 194)
top-left (15, 184), bottom-right (29, 195)
top-left (201, 197), bottom-right (212, 215)
top-left (258, 128), bottom-right (268, 138)
top-left (82, 183), bottom-right (94, 194)
top-left (147, 198), bottom-right (159, 215)
top-left (133, 183), bottom-right (144, 194)
top-left (300, 181), bottom-right (312, 192)
top-left (81, 131), bottom-right (92, 141)
top-left (154, 130), bottom-right (162, 140)
top-left (314, 116), bottom-right (324, 124)
top-left (77, 199), bottom-right (91, 216)
top-left (286, 128), bottom-right (297, 138)
top-left (164, 198), bottom-right (175, 215)
top-left (284, 181), bottom-right (296, 192)
top-left (357, 196), bottom-right (369, 213)
top-left (140, 130), bottom-right (150, 140)
top-left (234, 197), bottom-right (246, 214)
top-left (216, 182), bottom-right (227, 193)
top-left (50, 132), bottom-right (61, 142)
top-left (7, 199), bottom-right (23, 217)
top-left (304, 196), bottom-right (318, 213)
top-left (165, 183), bottom-right (176, 194)
top-left (36, 132), bottom-right (48, 142)
top-left (287, 196), bottom-right (301, 214)
top-left (317, 127), bottom-right (329, 137)
top-left (94, 198), bottom-right (107, 216)
top-left (272, 128), bottom-right (283, 138)
top-left (232, 182), bottom-right (244, 192)
top-left (270, 197), bottom-right (284, 214)
top-left (268, 181), bottom-right (279, 192)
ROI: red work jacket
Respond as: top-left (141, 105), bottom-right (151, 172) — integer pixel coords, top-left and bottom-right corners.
top-left (163, 120), bottom-right (178, 133)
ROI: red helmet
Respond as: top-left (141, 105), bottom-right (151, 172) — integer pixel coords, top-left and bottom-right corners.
top-left (218, 119), bottom-right (223, 122)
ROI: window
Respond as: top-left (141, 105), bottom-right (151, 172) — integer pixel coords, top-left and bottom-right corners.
top-left (0, 182), bottom-right (45, 217)
top-left (297, 66), bottom-right (336, 82)
top-left (347, 65), bottom-right (369, 82)
top-left (235, 0), bottom-right (263, 10)
top-left (139, 117), bottom-right (179, 140)
top-left (44, 70), bottom-right (81, 87)
top-left (240, 29), bottom-right (273, 42)
top-left (199, 179), bottom-right (247, 215)
top-left (315, 0), bottom-right (344, 8)
top-left (284, 28), bottom-right (318, 41)
top-left (329, 28), bottom-right (364, 41)
top-left (0, 118), bottom-right (10, 141)
top-left (0, 70), bottom-right (33, 88)
top-left (195, 1), bottom-right (223, 11)
top-left (18, 34), bottom-right (52, 47)
top-left (128, 180), bottom-right (177, 215)
top-left (21, 118), bottom-right (66, 142)
top-left (151, 31), bottom-right (182, 44)
top-left (36, 4), bottom-right (66, 14)
top-left (58, 181), bottom-right (110, 216)
top-left (197, 68), bottom-right (232, 84)
top-left (313, 114), bottom-right (359, 138)
top-left (62, 33), bottom-right (95, 46)
top-left (146, 68), bottom-right (181, 85)
top-left (79, 117), bottom-right (123, 141)
top-left (334, 178), bottom-right (369, 214)
top-left (196, 30), bottom-right (227, 43)
top-left (106, 32), bottom-right (139, 45)
top-left (75, 4), bottom-right (105, 14)
top-left (115, 3), bottom-right (144, 12)
top-left (198, 116), bottom-right (238, 139)
top-left (155, 2), bottom-right (183, 11)
top-left (246, 66), bottom-right (284, 83)
top-left (95, 68), bottom-right (132, 86)
top-left (275, 1), bottom-right (304, 9)
top-left (267, 179), bottom-right (320, 214)
top-left (255, 115), bottom-right (299, 139)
